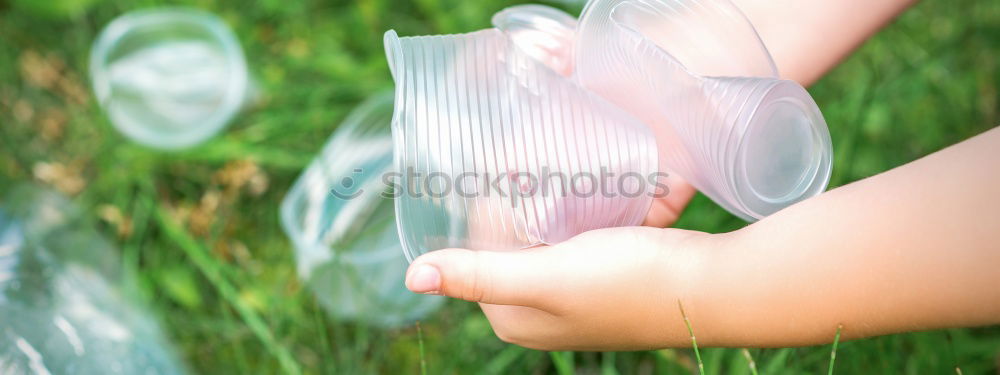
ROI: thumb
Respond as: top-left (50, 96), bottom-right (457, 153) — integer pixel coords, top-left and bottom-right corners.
top-left (405, 247), bottom-right (555, 307)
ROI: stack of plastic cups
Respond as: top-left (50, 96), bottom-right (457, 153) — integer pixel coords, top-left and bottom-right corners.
top-left (90, 8), bottom-right (252, 149)
top-left (384, 14), bottom-right (658, 260)
top-left (280, 92), bottom-right (443, 327)
top-left (384, 0), bottom-right (832, 260)
top-left (573, 0), bottom-right (832, 220)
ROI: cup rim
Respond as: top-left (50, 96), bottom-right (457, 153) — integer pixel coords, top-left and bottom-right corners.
top-left (89, 8), bottom-right (248, 149)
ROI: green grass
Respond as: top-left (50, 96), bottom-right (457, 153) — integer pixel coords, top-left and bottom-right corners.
top-left (741, 348), bottom-right (758, 375)
top-left (829, 325), bottom-right (842, 375)
top-left (679, 301), bottom-right (705, 375)
top-left (1, 0), bottom-right (999, 373)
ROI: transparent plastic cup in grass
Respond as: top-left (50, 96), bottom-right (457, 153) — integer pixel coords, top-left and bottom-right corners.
top-left (280, 92), bottom-right (444, 327)
top-left (0, 186), bottom-right (186, 375)
top-left (384, 0), bottom-right (832, 260)
top-left (90, 8), bottom-right (252, 149)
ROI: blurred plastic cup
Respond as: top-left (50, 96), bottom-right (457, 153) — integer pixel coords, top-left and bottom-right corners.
top-left (280, 92), bottom-right (444, 327)
top-left (0, 185), bottom-right (186, 375)
top-left (90, 8), bottom-right (251, 149)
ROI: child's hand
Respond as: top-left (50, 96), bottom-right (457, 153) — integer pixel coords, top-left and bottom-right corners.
top-left (399, 173), bottom-right (699, 351)
top-left (404, 127), bottom-right (1000, 351)
top-left (404, 226), bottom-right (716, 350)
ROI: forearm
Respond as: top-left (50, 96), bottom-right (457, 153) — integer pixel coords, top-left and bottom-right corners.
top-left (732, 0), bottom-right (917, 85)
top-left (406, 129), bottom-right (997, 351)
top-left (688, 127), bottom-right (1000, 347)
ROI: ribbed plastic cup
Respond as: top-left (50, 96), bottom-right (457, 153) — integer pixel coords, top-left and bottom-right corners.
top-left (384, 14), bottom-right (659, 260)
top-left (490, 5), bottom-right (579, 76)
top-left (90, 8), bottom-right (251, 149)
top-left (383, 0), bottom-right (833, 259)
top-left (280, 92), bottom-right (443, 327)
top-left (574, 0), bottom-right (832, 220)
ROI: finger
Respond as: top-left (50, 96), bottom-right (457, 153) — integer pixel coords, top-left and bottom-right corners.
top-left (405, 247), bottom-right (556, 308)
top-left (643, 173), bottom-right (697, 228)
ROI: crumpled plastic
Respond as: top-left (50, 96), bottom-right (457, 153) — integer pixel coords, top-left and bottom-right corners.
top-left (0, 186), bottom-right (186, 375)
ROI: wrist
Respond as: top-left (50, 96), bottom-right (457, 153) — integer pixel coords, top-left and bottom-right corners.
top-left (693, 227), bottom-right (765, 346)
top-left (651, 229), bottom-right (735, 347)
top-left (685, 208), bottom-right (847, 347)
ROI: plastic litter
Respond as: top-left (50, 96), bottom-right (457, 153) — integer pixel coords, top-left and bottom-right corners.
top-left (0, 186), bottom-right (186, 375)
top-left (384, 0), bottom-right (832, 259)
top-left (280, 92), bottom-right (444, 326)
top-left (90, 8), bottom-right (252, 149)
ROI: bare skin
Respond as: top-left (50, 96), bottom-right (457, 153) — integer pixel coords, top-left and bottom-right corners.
top-left (403, 0), bottom-right (1000, 351)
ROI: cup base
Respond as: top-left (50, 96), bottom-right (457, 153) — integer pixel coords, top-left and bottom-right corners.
top-left (734, 80), bottom-right (833, 218)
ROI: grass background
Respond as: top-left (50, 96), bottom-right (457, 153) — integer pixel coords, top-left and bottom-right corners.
top-left (1, 0), bottom-right (999, 373)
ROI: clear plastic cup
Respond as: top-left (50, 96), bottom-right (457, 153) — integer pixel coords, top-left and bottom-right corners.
top-left (0, 185), bottom-right (186, 375)
top-left (383, 0), bottom-right (833, 259)
top-left (280, 92), bottom-right (443, 327)
top-left (490, 5), bottom-right (578, 76)
top-left (384, 14), bottom-right (659, 260)
top-left (573, 0), bottom-right (832, 220)
top-left (89, 8), bottom-right (251, 149)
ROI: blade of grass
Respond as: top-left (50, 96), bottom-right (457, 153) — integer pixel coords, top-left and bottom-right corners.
top-left (763, 348), bottom-right (797, 374)
top-left (741, 349), bottom-right (758, 375)
top-left (417, 321), bottom-right (428, 375)
top-left (601, 351), bottom-right (619, 375)
top-left (678, 301), bottom-right (705, 375)
top-left (945, 329), bottom-right (963, 375)
top-left (310, 297), bottom-right (335, 373)
top-left (154, 207), bottom-right (301, 375)
top-left (828, 324), bottom-right (843, 375)
top-left (221, 301), bottom-right (252, 375)
top-left (550, 351), bottom-right (575, 375)
top-left (653, 349), bottom-right (692, 374)
top-left (122, 182), bottom-right (154, 300)
top-left (176, 139), bottom-right (313, 170)
top-left (483, 345), bottom-right (527, 375)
